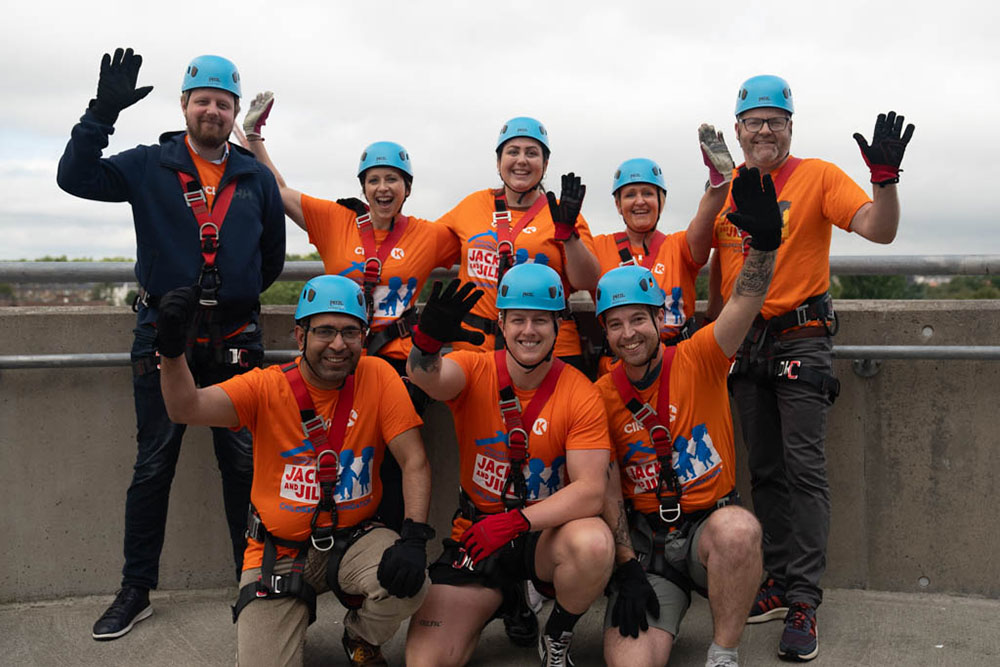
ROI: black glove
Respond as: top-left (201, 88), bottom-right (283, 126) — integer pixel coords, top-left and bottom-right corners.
top-left (546, 172), bottom-right (586, 242)
top-left (155, 286), bottom-right (200, 358)
top-left (377, 519), bottom-right (434, 598)
top-left (852, 110), bottom-right (915, 186)
top-left (336, 197), bottom-right (370, 218)
top-left (89, 48), bottom-right (153, 125)
top-left (411, 280), bottom-right (485, 354)
top-left (725, 167), bottom-right (782, 251)
top-left (610, 558), bottom-right (660, 638)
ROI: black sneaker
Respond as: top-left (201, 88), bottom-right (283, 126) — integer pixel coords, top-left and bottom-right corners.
top-left (778, 601), bottom-right (819, 662)
top-left (502, 580), bottom-right (539, 647)
top-left (748, 577), bottom-right (788, 624)
top-left (92, 586), bottom-right (152, 640)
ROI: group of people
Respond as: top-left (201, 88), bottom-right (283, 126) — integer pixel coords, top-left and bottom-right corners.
top-left (57, 47), bottom-right (914, 667)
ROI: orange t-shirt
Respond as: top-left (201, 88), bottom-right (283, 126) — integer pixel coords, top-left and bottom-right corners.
top-left (301, 194), bottom-right (460, 360)
top-left (445, 350), bottom-right (610, 519)
top-left (219, 356), bottom-right (422, 570)
top-left (593, 230), bottom-right (702, 338)
top-left (596, 325), bottom-right (735, 513)
top-left (712, 158), bottom-right (869, 319)
top-left (436, 189), bottom-right (597, 357)
top-left (184, 136), bottom-right (226, 208)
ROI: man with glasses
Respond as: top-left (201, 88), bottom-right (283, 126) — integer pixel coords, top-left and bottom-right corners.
top-left (711, 75), bottom-right (915, 661)
top-left (155, 275), bottom-right (434, 666)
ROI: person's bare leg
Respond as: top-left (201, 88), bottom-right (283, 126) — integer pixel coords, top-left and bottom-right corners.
top-left (404, 583), bottom-right (501, 667)
top-left (698, 506), bottom-right (763, 647)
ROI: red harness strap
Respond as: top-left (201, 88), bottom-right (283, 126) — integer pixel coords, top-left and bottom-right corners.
top-left (176, 172), bottom-right (237, 307)
top-left (493, 192), bottom-right (548, 282)
top-left (282, 362), bottom-right (356, 550)
top-left (610, 346), bottom-right (682, 526)
top-left (728, 157), bottom-right (801, 259)
top-left (355, 212), bottom-right (411, 321)
top-left (613, 230), bottom-right (668, 269)
top-left (494, 350), bottom-right (566, 509)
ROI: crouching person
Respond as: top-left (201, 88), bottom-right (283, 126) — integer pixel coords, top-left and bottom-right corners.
top-left (405, 264), bottom-right (615, 667)
top-left (158, 275), bottom-right (433, 667)
top-left (596, 168), bottom-right (783, 667)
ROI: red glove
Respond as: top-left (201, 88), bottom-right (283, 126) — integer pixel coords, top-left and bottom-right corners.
top-left (459, 509), bottom-right (531, 564)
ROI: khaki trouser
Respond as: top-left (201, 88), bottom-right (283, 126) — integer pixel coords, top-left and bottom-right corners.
top-left (236, 527), bottom-right (429, 667)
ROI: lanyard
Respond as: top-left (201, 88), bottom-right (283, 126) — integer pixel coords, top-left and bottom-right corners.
top-left (493, 192), bottom-right (548, 282)
top-left (494, 350), bottom-right (566, 508)
top-left (609, 346), bottom-right (682, 525)
top-left (355, 212), bottom-right (411, 321)
top-left (612, 230), bottom-right (668, 270)
top-left (176, 171), bottom-right (237, 307)
top-left (282, 362), bottom-right (356, 550)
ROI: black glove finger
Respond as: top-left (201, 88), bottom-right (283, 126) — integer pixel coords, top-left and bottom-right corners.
top-left (900, 122), bottom-right (915, 146)
top-left (456, 284), bottom-right (484, 311)
top-left (852, 132), bottom-right (871, 153)
top-left (561, 172), bottom-right (571, 195)
top-left (886, 111), bottom-right (900, 137)
top-left (99, 52), bottom-right (112, 77)
top-left (426, 280), bottom-right (444, 304)
top-left (761, 173), bottom-right (777, 202)
top-left (441, 278), bottom-right (465, 304)
top-left (546, 191), bottom-right (559, 218)
top-left (456, 327), bottom-right (486, 346)
top-left (725, 212), bottom-right (751, 230)
top-left (611, 596), bottom-right (623, 631)
top-left (645, 591), bottom-right (661, 619)
top-left (132, 86), bottom-right (154, 104)
top-left (111, 47), bottom-right (125, 70)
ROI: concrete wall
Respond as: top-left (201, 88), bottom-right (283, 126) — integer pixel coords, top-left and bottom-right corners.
top-left (1, 301), bottom-right (998, 603)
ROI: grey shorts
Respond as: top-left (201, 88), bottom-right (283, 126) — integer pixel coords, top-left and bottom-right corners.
top-left (603, 514), bottom-right (710, 637)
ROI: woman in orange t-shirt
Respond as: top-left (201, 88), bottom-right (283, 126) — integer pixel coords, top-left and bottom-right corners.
top-left (238, 92), bottom-right (458, 531)
top-left (436, 116), bottom-right (601, 372)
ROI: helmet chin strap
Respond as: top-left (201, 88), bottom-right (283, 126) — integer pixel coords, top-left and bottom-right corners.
top-left (502, 179), bottom-right (543, 206)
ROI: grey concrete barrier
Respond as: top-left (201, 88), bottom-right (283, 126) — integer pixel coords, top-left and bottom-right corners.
top-left (1, 300), bottom-right (998, 602)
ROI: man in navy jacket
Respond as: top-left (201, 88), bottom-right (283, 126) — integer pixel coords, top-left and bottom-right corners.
top-left (57, 48), bottom-right (285, 641)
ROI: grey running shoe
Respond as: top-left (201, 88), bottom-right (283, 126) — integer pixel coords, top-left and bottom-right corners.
top-left (538, 630), bottom-right (575, 667)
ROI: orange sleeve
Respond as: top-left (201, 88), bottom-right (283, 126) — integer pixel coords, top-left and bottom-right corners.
top-left (301, 194), bottom-right (354, 250)
top-left (217, 366), bottom-right (270, 430)
top-left (432, 219), bottom-right (461, 269)
top-left (821, 163), bottom-right (871, 231)
top-left (369, 358), bottom-right (423, 442)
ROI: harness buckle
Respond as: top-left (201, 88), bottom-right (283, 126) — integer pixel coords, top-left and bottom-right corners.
top-left (795, 304), bottom-right (810, 327)
top-left (633, 403), bottom-right (657, 425)
top-left (492, 210), bottom-right (512, 226)
top-left (618, 257), bottom-right (638, 267)
top-left (246, 507), bottom-right (265, 542)
top-left (648, 424), bottom-right (671, 449)
top-left (354, 213), bottom-right (372, 228)
top-left (301, 415), bottom-right (326, 439)
top-left (498, 396), bottom-right (522, 417)
top-left (496, 239), bottom-right (514, 255)
top-left (311, 532), bottom-right (335, 552)
top-left (658, 503), bottom-right (682, 524)
top-left (183, 189), bottom-right (207, 207)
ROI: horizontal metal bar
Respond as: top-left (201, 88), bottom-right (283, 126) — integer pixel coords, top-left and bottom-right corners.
top-left (4, 346), bottom-right (1000, 369)
top-left (832, 345), bottom-right (1000, 360)
top-left (2, 255), bottom-right (997, 284)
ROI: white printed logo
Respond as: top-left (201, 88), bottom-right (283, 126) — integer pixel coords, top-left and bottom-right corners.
top-left (532, 418), bottom-right (548, 436)
top-left (653, 263), bottom-right (665, 274)
top-left (523, 226), bottom-right (537, 234)
top-left (467, 247), bottom-right (499, 282)
top-left (354, 246), bottom-right (364, 255)
top-left (280, 464), bottom-right (321, 503)
top-left (473, 453), bottom-right (510, 495)
top-left (624, 460), bottom-right (660, 495)
top-left (390, 248), bottom-right (405, 260)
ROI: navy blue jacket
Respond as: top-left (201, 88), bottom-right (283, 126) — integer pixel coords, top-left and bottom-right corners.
top-left (57, 109), bottom-right (285, 328)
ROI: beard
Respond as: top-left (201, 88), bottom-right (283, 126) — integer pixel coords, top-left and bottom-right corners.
top-left (185, 116), bottom-right (231, 151)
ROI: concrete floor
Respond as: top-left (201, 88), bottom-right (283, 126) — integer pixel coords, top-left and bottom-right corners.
top-left (2, 587), bottom-right (998, 666)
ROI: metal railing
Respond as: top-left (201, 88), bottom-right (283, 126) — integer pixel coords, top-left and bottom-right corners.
top-left (1, 255), bottom-right (998, 283)
top-left (2, 255), bottom-right (998, 370)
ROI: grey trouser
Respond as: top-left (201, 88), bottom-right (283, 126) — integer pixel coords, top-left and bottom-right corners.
top-left (236, 527), bottom-right (428, 667)
top-left (730, 334), bottom-right (833, 608)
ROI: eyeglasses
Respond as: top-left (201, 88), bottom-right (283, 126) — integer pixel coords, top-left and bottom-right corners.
top-left (307, 325), bottom-right (366, 344)
top-left (739, 116), bottom-right (790, 132)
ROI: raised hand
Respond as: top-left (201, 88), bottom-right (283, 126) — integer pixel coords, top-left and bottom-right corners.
top-left (726, 167), bottom-right (783, 251)
top-left (547, 172), bottom-right (586, 242)
top-left (90, 47), bottom-right (153, 125)
top-left (699, 123), bottom-right (735, 188)
top-left (243, 91), bottom-right (274, 140)
top-left (853, 110), bottom-right (915, 185)
top-left (155, 286), bottom-right (200, 358)
top-left (411, 279), bottom-right (486, 354)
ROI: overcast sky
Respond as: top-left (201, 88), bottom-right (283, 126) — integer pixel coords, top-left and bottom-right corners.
top-left (2, 0), bottom-right (996, 260)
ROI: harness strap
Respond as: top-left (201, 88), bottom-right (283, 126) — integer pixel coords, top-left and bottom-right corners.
top-left (355, 213), bottom-right (411, 322)
top-left (773, 359), bottom-right (841, 401)
top-left (365, 307), bottom-right (418, 357)
top-left (493, 192), bottom-right (548, 283)
top-left (610, 347), bottom-right (682, 527)
top-left (176, 172), bottom-right (237, 307)
top-left (282, 363), bottom-right (355, 550)
top-left (612, 231), bottom-right (668, 270)
top-left (767, 292), bottom-right (836, 335)
top-left (494, 350), bottom-right (566, 509)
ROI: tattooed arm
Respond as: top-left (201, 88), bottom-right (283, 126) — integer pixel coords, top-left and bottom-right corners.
top-left (712, 247), bottom-right (776, 357)
top-left (406, 346), bottom-right (467, 402)
top-left (602, 459), bottom-right (638, 565)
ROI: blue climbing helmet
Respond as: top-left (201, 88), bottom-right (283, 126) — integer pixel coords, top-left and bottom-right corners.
top-left (496, 116), bottom-right (550, 155)
top-left (612, 158), bottom-right (667, 196)
top-left (357, 141), bottom-right (413, 179)
top-left (735, 74), bottom-right (793, 116)
top-left (294, 275), bottom-right (368, 325)
top-left (595, 266), bottom-right (666, 318)
top-left (181, 55), bottom-right (241, 99)
top-left (496, 263), bottom-right (565, 312)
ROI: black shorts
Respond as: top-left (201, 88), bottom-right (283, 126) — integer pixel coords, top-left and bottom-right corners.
top-left (428, 531), bottom-right (548, 593)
